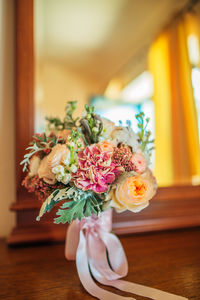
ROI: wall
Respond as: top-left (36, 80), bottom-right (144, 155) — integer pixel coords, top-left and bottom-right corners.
top-left (35, 59), bottom-right (102, 132)
top-left (0, 0), bottom-right (15, 237)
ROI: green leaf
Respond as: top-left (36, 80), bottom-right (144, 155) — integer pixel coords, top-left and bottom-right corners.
top-left (36, 188), bottom-right (69, 221)
top-left (84, 197), bottom-right (98, 217)
top-left (64, 101), bottom-right (79, 129)
top-left (21, 133), bottom-right (65, 172)
top-left (80, 105), bottom-right (103, 144)
top-left (54, 199), bottom-right (86, 224)
top-left (20, 143), bottom-right (42, 171)
top-left (54, 187), bottom-right (103, 224)
top-left (136, 112), bottom-right (155, 156)
top-left (45, 101), bottom-right (79, 131)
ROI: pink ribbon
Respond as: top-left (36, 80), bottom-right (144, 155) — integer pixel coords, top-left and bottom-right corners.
top-left (65, 209), bottom-right (187, 300)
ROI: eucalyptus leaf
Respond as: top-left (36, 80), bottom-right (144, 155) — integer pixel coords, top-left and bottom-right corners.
top-left (136, 112), bottom-right (154, 155)
top-left (54, 199), bottom-right (86, 224)
top-left (36, 188), bottom-right (69, 221)
top-left (54, 187), bottom-right (103, 224)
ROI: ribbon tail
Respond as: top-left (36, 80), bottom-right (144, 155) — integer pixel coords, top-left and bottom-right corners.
top-left (65, 221), bottom-right (80, 260)
top-left (87, 231), bottom-right (122, 280)
top-left (99, 231), bottom-right (128, 277)
top-left (65, 211), bottom-right (188, 300)
top-left (90, 274), bottom-right (188, 300)
top-left (111, 280), bottom-right (188, 300)
top-left (90, 231), bottom-right (188, 300)
top-left (76, 230), bottom-right (135, 300)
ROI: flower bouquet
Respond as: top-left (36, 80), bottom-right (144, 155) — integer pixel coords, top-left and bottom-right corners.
top-left (21, 101), bottom-right (186, 300)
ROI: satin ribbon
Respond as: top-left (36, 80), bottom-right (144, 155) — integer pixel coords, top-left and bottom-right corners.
top-left (65, 209), bottom-right (187, 300)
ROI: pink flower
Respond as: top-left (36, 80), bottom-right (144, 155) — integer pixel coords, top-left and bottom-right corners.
top-left (131, 152), bottom-right (146, 174)
top-left (74, 144), bottom-right (123, 193)
top-left (99, 141), bottom-right (115, 153)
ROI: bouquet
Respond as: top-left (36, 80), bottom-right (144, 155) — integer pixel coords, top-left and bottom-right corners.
top-left (21, 101), bottom-right (156, 222)
top-left (21, 102), bottom-right (186, 300)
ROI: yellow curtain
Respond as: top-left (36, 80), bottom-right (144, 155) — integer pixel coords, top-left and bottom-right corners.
top-left (148, 13), bottom-right (200, 186)
top-left (148, 32), bottom-right (174, 186)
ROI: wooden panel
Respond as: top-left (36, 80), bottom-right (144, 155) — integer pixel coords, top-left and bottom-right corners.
top-left (113, 186), bottom-right (200, 234)
top-left (9, 0), bottom-right (35, 244)
top-left (15, 0), bottom-right (34, 191)
top-left (8, 185), bottom-right (200, 245)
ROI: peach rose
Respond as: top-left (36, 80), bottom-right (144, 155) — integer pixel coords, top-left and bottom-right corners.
top-left (57, 129), bottom-right (71, 141)
top-left (111, 169), bottom-right (157, 213)
top-left (28, 156), bottom-right (41, 177)
top-left (99, 141), bottom-right (115, 153)
top-left (38, 144), bottom-right (69, 184)
top-left (131, 152), bottom-right (146, 173)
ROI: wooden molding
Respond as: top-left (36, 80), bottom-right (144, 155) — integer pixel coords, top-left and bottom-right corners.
top-left (15, 0), bottom-right (34, 191)
top-left (113, 185), bottom-right (200, 234)
top-left (8, 185), bottom-right (200, 245)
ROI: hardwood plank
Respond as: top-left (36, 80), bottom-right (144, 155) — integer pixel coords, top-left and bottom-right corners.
top-left (1, 228), bottom-right (200, 299)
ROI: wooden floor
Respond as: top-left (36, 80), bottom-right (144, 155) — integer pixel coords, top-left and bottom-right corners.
top-left (0, 228), bottom-right (200, 300)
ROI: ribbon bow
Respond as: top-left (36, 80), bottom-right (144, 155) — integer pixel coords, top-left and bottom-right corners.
top-left (65, 209), bottom-right (187, 300)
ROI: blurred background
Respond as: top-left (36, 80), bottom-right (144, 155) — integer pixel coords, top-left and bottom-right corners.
top-left (34, 0), bottom-right (200, 187)
top-left (1, 0), bottom-right (200, 237)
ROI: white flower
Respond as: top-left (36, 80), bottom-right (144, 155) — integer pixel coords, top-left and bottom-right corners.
top-left (111, 126), bottom-right (139, 152)
top-left (100, 118), bottom-right (116, 140)
top-left (52, 166), bottom-right (60, 174)
top-left (52, 164), bottom-right (72, 184)
top-left (52, 165), bottom-right (65, 176)
top-left (56, 174), bottom-right (62, 181)
top-left (62, 173), bottom-right (71, 184)
top-left (82, 111), bottom-right (87, 117)
top-left (70, 164), bottom-right (77, 173)
top-left (62, 152), bottom-right (71, 166)
top-left (92, 127), bottom-right (99, 133)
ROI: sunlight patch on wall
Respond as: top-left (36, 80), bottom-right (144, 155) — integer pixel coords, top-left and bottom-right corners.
top-left (120, 71), bottom-right (154, 103)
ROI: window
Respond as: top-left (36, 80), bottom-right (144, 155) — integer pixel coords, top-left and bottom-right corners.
top-left (187, 33), bottom-right (200, 144)
top-left (191, 67), bottom-right (200, 143)
top-left (90, 71), bottom-right (155, 166)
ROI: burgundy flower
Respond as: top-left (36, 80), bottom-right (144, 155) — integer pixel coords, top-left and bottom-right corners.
top-left (22, 175), bottom-right (64, 201)
top-left (112, 145), bottom-right (134, 172)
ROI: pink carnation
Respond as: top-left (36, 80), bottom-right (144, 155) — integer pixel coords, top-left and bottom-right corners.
top-left (74, 144), bottom-right (123, 193)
